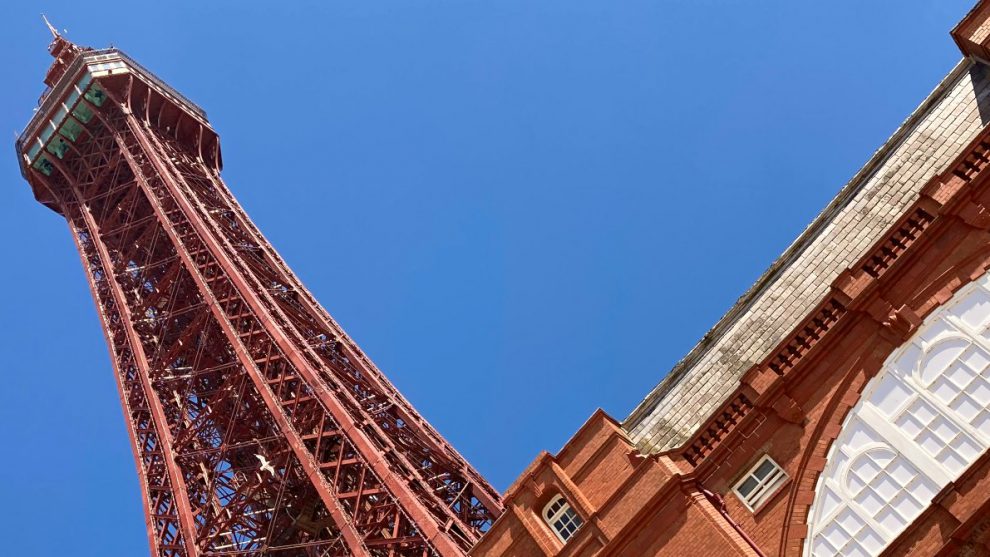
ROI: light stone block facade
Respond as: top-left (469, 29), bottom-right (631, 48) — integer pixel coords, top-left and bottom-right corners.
top-left (625, 59), bottom-right (990, 454)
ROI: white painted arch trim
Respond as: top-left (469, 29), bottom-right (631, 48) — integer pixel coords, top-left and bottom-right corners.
top-left (805, 273), bottom-right (990, 557)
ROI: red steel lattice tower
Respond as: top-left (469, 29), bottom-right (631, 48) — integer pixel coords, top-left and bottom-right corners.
top-left (16, 28), bottom-right (502, 557)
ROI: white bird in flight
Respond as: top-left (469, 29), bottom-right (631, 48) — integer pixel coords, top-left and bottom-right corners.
top-left (256, 454), bottom-right (276, 477)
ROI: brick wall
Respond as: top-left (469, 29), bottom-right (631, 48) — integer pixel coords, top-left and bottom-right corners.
top-left (476, 4), bottom-right (990, 556)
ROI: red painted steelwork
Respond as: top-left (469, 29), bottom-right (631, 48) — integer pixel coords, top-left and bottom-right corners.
top-left (16, 32), bottom-right (502, 557)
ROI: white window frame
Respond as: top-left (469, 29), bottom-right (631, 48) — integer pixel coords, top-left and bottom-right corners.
top-left (542, 494), bottom-right (583, 543)
top-left (732, 454), bottom-right (788, 512)
top-left (804, 274), bottom-right (990, 556)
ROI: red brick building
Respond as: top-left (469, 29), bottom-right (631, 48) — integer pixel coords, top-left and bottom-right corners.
top-left (472, 3), bottom-right (990, 556)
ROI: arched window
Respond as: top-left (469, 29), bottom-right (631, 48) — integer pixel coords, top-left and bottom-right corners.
top-left (805, 275), bottom-right (990, 556)
top-left (543, 494), bottom-right (583, 543)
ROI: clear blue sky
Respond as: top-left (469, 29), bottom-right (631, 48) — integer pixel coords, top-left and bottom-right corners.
top-left (0, 1), bottom-right (975, 554)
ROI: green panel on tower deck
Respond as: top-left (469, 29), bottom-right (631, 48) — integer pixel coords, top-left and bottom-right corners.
top-left (32, 156), bottom-right (53, 176)
top-left (84, 82), bottom-right (105, 107)
top-left (59, 117), bottom-right (84, 142)
top-left (46, 137), bottom-right (69, 159)
top-left (72, 102), bottom-right (93, 124)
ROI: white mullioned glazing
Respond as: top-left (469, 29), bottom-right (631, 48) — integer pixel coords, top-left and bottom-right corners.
top-left (733, 454), bottom-right (788, 511)
top-left (805, 272), bottom-right (990, 556)
top-left (543, 494), bottom-right (583, 543)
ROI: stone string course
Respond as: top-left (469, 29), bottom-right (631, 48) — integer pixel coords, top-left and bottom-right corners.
top-left (625, 59), bottom-right (990, 453)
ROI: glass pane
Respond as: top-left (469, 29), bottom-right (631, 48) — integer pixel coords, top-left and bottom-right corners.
top-left (77, 72), bottom-right (92, 90)
top-left (64, 89), bottom-right (80, 107)
top-left (754, 459), bottom-right (776, 480)
top-left (27, 142), bottom-right (41, 160)
top-left (737, 476), bottom-right (758, 497)
top-left (52, 105), bottom-right (68, 124)
top-left (39, 124), bottom-right (54, 144)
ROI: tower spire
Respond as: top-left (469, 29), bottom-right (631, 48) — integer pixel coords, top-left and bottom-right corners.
top-left (38, 16), bottom-right (86, 92)
top-left (41, 14), bottom-right (59, 39)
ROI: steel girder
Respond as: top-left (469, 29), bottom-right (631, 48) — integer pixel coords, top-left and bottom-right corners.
top-left (19, 50), bottom-right (502, 557)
